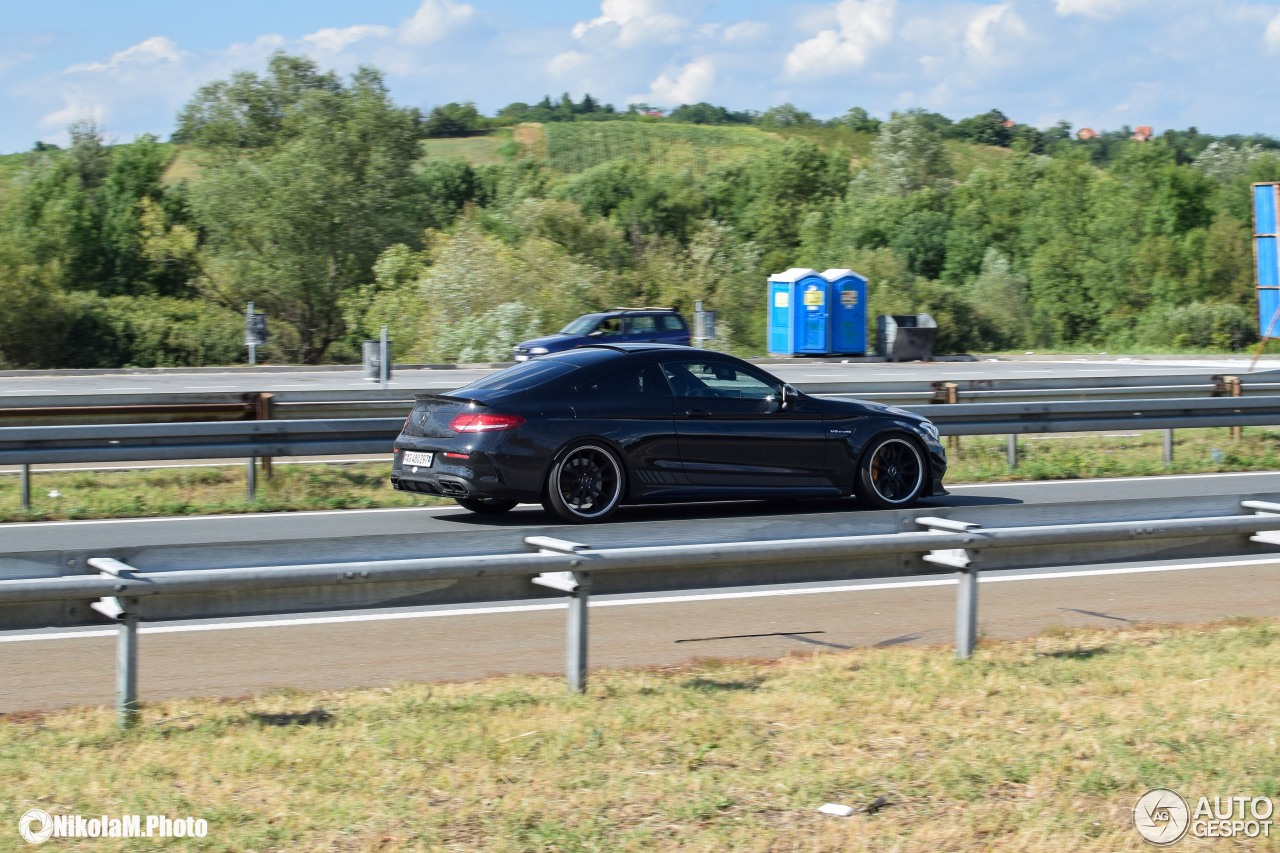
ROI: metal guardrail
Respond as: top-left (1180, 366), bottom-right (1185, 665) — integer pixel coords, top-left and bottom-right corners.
top-left (2, 396), bottom-right (1278, 467)
top-left (5, 502), bottom-right (1279, 725)
top-left (4, 371), bottom-right (1280, 424)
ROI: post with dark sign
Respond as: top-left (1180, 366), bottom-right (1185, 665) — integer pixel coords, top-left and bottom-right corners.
top-left (380, 325), bottom-right (389, 390)
top-left (244, 302), bottom-right (268, 367)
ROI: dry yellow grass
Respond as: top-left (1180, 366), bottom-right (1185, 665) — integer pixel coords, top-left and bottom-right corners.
top-left (1, 619), bottom-right (1276, 851)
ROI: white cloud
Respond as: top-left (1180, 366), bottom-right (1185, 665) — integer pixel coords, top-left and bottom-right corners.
top-left (64, 36), bottom-right (187, 74)
top-left (640, 56), bottom-right (715, 105)
top-left (547, 50), bottom-right (592, 78)
top-left (722, 21), bottom-right (770, 45)
top-left (1054, 0), bottom-right (1133, 20)
top-left (38, 89), bottom-right (105, 131)
top-left (964, 4), bottom-right (1027, 62)
top-left (303, 25), bottom-right (394, 54)
top-left (784, 0), bottom-right (895, 79)
top-left (571, 0), bottom-right (689, 49)
top-left (1267, 11), bottom-right (1280, 53)
top-left (399, 0), bottom-right (476, 46)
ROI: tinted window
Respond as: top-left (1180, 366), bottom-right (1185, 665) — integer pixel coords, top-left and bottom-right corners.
top-left (453, 359), bottom-right (578, 393)
top-left (658, 315), bottom-right (686, 331)
top-left (627, 316), bottom-right (656, 333)
top-left (661, 360), bottom-right (777, 400)
top-left (582, 364), bottom-right (672, 397)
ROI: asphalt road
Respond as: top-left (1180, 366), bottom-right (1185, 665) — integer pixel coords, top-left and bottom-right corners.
top-left (4, 471), bottom-right (1280, 553)
top-left (2, 473), bottom-right (1279, 712)
top-left (2, 355), bottom-right (1279, 398)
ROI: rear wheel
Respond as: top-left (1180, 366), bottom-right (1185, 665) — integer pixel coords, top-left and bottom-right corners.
top-left (856, 435), bottom-right (926, 509)
top-left (454, 497), bottom-right (518, 514)
top-left (543, 442), bottom-right (625, 523)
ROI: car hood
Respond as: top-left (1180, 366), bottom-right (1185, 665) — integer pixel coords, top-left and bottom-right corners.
top-left (516, 333), bottom-right (578, 350)
top-left (816, 396), bottom-right (933, 425)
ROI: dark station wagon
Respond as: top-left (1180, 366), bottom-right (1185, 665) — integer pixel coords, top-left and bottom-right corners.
top-left (512, 308), bottom-right (690, 361)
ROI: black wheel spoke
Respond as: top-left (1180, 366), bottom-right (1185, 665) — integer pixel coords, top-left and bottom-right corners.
top-left (553, 446), bottom-right (622, 519)
top-left (864, 437), bottom-right (924, 505)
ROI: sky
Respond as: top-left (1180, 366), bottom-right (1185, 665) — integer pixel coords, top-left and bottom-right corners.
top-left (4, 0), bottom-right (1280, 155)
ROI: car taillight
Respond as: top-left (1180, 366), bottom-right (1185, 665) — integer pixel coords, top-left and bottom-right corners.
top-left (448, 413), bottom-right (526, 433)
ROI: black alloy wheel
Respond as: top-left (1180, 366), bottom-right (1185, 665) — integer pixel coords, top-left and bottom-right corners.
top-left (454, 497), bottom-right (519, 514)
top-left (856, 435), bottom-right (926, 509)
top-left (544, 443), bottom-right (625, 523)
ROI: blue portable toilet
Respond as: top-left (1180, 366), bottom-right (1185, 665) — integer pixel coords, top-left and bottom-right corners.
top-left (767, 268), bottom-right (831, 355)
top-left (822, 268), bottom-right (868, 355)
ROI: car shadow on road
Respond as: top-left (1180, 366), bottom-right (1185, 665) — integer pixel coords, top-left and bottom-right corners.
top-left (435, 492), bottom-right (1022, 527)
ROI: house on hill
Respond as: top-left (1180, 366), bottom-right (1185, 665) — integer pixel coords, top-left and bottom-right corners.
top-left (1131, 125), bottom-right (1154, 141)
top-left (1077, 127), bottom-right (1098, 140)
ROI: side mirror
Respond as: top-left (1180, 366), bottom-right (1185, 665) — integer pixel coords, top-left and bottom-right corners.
top-left (782, 384), bottom-right (799, 410)
top-left (764, 385), bottom-right (800, 413)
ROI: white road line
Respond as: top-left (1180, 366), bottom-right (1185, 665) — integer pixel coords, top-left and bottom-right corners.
top-left (946, 470), bottom-right (1280, 489)
top-left (0, 505), bottom-right (432, 528)
top-left (183, 386), bottom-right (238, 390)
top-left (2, 556), bottom-right (1273, 645)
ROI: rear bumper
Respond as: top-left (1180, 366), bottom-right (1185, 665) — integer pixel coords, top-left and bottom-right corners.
top-left (390, 443), bottom-right (540, 503)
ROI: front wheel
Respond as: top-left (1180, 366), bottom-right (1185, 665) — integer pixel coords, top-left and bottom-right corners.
top-left (543, 442), bottom-right (625, 523)
top-left (454, 497), bottom-right (518, 514)
top-left (856, 435), bottom-right (926, 509)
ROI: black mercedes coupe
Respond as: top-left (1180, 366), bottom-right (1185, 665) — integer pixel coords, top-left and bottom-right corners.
top-left (391, 344), bottom-right (947, 523)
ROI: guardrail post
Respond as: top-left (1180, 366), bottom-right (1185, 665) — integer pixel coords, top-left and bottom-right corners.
top-left (1006, 434), bottom-right (1017, 470)
top-left (1229, 376), bottom-right (1242, 442)
top-left (527, 537), bottom-right (591, 693)
top-left (1214, 375), bottom-right (1244, 441)
top-left (916, 517), bottom-right (983, 660)
top-left (88, 557), bottom-right (142, 727)
top-left (1242, 500), bottom-right (1280, 547)
top-left (932, 382), bottom-right (961, 454)
top-left (955, 566), bottom-right (978, 659)
top-left (117, 615), bottom-right (140, 727)
top-left (246, 456), bottom-right (257, 502)
top-left (1163, 429), bottom-right (1174, 466)
top-left (20, 463), bottom-right (30, 510)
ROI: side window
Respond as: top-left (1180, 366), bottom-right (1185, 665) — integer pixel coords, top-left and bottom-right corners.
top-left (627, 316), bottom-right (657, 334)
top-left (658, 315), bottom-right (685, 331)
top-left (592, 317), bottom-right (623, 337)
top-left (661, 360), bottom-right (777, 400)
top-left (582, 365), bottom-right (672, 397)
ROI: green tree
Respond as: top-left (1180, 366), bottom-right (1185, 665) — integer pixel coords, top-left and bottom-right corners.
top-left (186, 57), bottom-right (429, 362)
top-left (424, 102), bottom-right (484, 137)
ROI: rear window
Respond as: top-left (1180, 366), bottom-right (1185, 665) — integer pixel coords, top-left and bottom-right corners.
top-left (452, 359), bottom-right (579, 393)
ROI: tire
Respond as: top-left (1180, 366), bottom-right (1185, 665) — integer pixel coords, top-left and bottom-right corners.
top-left (454, 497), bottom-right (519, 514)
top-left (856, 434), bottom-right (926, 509)
top-left (543, 442), bottom-right (625, 523)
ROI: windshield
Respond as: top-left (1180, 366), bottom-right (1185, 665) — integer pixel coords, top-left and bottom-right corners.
top-left (559, 314), bottom-right (606, 336)
top-left (452, 359), bottom-right (579, 393)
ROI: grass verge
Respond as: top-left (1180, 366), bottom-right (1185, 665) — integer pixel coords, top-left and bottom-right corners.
top-left (2, 427), bottom-right (1280, 522)
top-left (1, 619), bottom-right (1276, 851)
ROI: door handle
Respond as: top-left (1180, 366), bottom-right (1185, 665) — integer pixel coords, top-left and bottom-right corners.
top-left (686, 409), bottom-right (711, 419)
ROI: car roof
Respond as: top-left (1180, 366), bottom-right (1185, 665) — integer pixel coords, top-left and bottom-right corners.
top-left (596, 307), bottom-right (680, 317)
top-left (572, 343), bottom-right (697, 354)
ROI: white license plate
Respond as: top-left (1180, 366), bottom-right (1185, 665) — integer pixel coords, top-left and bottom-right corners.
top-left (402, 451), bottom-right (434, 467)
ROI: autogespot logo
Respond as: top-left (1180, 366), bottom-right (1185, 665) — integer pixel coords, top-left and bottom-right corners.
top-left (1134, 788), bottom-right (1191, 845)
top-left (18, 810), bottom-right (52, 845)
